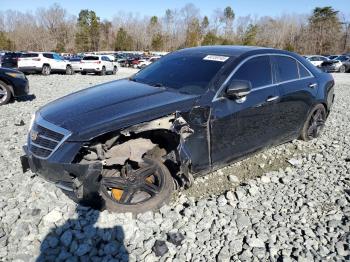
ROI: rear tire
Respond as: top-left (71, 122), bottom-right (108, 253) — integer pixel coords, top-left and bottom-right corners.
top-left (112, 66), bottom-right (117, 75)
top-left (0, 81), bottom-right (11, 106)
top-left (81, 71), bottom-right (87, 75)
top-left (300, 104), bottom-right (326, 141)
top-left (100, 67), bottom-right (106, 76)
top-left (65, 65), bottom-right (73, 75)
top-left (99, 157), bottom-right (174, 214)
top-left (42, 64), bottom-right (51, 76)
top-left (339, 65), bottom-right (346, 73)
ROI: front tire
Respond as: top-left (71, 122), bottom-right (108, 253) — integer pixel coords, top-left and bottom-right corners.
top-left (300, 104), bottom-right (326, 141)
top-left (99, 157), bottom-right (174, 214)
top-left (112, 66), bottom-right (117, 75)
top-left (81, 71), bottom-right (87, 75)
top-left (0, 81), bottom-right (11, 106)
top-left (42, 65), bottom-right (51, 76)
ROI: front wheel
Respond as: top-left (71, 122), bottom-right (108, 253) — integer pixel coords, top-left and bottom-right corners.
top-left (0, 81), bottom-right (11, 106)
top-left (300, 104), bottom-right (326, 141)
top-left (99, 157), bottom-right (174, 214)
top-left (112, 66), bottom-right (117, 75)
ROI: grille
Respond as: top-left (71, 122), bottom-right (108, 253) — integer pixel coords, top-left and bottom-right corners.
top-left (28, 116), bottom-right (70, 159)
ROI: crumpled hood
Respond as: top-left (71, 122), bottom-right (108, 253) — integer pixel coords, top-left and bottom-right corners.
top-left (39, 79), bottom-right (199, 141)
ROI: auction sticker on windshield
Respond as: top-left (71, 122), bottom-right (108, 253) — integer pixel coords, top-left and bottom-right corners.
top-left (203, 55), bottom-right (229, 62)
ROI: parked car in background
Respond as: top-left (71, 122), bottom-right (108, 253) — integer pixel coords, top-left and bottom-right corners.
top-left (0, 67), bottom-right (29, 105)
top-left (1, 52), bottom-right (22, 68)
top-left (137, 56), bottom-right (160, 69)
top-left (320, 55), bottom-right (350, 73)
top-left (327, 55), bottom-right (339, 60)
top-left (69, 57), bottom-right (82, 73)
top-left (105, 55), bottom-right (119, 71)
top-left (21, 46), bottom-right (335, 213)
top-left (80, 55), bottom-right (117, 75)
top-left (18, 52), bottom-right (73, 75)
top-left (304, 55), bottom-right (329, 67)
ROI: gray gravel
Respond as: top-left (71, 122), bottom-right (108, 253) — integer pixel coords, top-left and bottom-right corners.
top-left (0, 71), bottom-right (349, 261)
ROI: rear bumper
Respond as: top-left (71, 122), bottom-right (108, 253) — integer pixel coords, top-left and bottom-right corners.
top-left (21, 145), bottom-right (103, 201)
top-left (18, 66), bottom-right (42, 73)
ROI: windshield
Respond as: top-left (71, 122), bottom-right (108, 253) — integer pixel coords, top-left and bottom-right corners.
top-left (131, 53), bottom-right (231, 95)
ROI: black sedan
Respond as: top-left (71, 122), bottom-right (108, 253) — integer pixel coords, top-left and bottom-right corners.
top-left (0, 67), bottom-right (29, 105)
top-left (21, 46), bottom-right (334, 213)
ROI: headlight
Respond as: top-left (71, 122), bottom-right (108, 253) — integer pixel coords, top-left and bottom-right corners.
top-left (28, 113), bottom-right (36, 131)
top-left (5, 72), bottom-right (26, 79)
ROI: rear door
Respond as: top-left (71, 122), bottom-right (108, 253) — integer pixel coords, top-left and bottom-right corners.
top-left (271, 55), bottom-right (318, 142)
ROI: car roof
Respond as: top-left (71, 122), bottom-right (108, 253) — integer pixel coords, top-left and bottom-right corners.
top-left (174, 45), bottom-right (274, 57)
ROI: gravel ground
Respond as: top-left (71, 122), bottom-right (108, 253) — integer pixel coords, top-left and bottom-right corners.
top-left (0, 70), bottom-right (349, 261)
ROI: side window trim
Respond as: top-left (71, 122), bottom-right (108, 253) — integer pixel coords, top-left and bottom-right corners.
top-left (213, 53), bottom-right (315, 102)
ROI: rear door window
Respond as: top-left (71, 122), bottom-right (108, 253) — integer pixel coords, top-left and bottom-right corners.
top-left (275, 56), bottom-right (299, 82)
top-left (43, 53), bottom-right (54, 59)
top-left (231, 56), bottom-right (272, 88)
top-left (83, 56), bottom-right (99, 61)
top-left (21, 53), bottom-right (39, 58)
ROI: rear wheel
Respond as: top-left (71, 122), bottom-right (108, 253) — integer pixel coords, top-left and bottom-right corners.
top-left (99, 66), bottom-right (106, 76)
top-left (42, 65), bottom-right (51, 76)
top-left (0, 81), bottom-right (11, 105)
top-left (99, 157), bottom-right (174, 214)
top-left (81, 71), bottom-right (87, 75)
top-left (65, 65), bottom-right (73, 75)
top-left (112, 66), bottom-right (117, 75)
top-left (339, 65), bottom-right (346, 73)
top-left (300, 104), bottom-right (326, 141)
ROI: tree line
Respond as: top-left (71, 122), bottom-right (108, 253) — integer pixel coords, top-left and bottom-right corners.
top-left (0, 3), bottom-right (349, 55)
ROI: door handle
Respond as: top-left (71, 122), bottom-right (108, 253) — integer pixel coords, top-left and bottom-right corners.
top-left (308, 83), bottom-right (318, 88)
top-left (266, 96), bottom-right (279, 102)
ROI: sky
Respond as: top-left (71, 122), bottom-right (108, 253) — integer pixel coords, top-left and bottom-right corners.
top-left (0, 0), bottom-right (349, 20)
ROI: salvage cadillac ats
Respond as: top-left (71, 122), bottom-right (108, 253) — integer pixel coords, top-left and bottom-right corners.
top-left (21, 46), bottom-right (335, 213)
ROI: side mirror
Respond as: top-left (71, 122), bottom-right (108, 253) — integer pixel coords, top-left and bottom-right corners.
top-left (225, 80), bottom-right (252, 99)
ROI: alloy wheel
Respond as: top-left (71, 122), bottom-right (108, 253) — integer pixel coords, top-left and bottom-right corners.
top-left (0, 86), bottom-right (7, 103)
top-left (307, 107), bottom-right (325, 139)
top-left (101, 158), bottom-right (164, 205)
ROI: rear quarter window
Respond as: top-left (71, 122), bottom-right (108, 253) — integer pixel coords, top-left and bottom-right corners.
top-left (275, 56), bottom-right (299, 82)
top-left (298, 62), bottom-right (311, 78)
top-left (43, 53), bottom-right (54, 59)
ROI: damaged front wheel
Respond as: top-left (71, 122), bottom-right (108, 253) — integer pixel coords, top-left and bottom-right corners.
top-left (100, 157), bottom-right (174, 214)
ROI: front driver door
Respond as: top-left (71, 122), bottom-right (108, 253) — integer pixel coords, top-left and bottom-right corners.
top-left (210, 55), bottom-right (279, 166)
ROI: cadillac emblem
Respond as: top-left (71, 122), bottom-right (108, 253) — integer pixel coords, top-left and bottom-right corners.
top-left (30, 130), bottom-right (39, 141)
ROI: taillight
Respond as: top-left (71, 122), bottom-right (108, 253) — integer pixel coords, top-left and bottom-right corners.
top-left (95, 61), bottom-right (101, 64)
top-left (17, 58), bottom-right (21, 61)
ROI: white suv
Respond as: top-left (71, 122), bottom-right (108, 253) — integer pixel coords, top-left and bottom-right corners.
top-left (80, 55), bottom-right (117, 75)
top-left (18, 52), bottom-right (73, 75)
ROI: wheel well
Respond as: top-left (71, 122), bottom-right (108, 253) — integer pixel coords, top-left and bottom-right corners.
top-left (42, 63), bottom-right (50, 68)
top-left (0, 78), bottom-right (14, 96)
